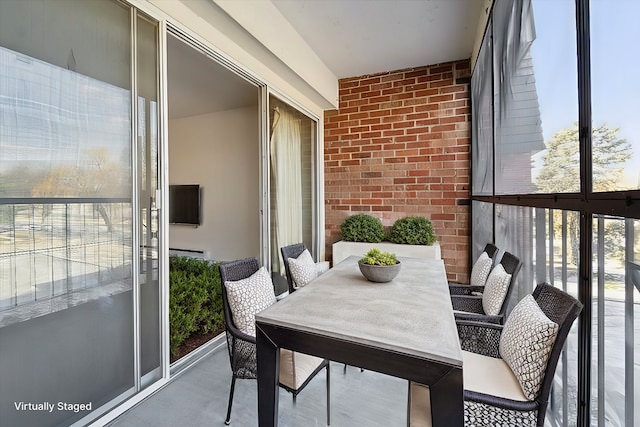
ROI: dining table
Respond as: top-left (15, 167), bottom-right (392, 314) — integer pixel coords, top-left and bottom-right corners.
top-left (255, 255), bottom-right (463, 426)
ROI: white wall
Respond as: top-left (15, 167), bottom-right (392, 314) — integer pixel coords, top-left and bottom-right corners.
top-left (168, 106), bottom-right (260, 261)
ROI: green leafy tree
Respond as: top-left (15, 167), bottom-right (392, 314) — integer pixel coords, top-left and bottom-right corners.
top-left (535, 123), bottom-right (632, 265)
top-left (31, 148), bottom-right (128, 230)
top-left (536, 123), bottom-right (631, 193)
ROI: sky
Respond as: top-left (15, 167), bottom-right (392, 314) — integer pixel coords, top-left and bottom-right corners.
top-left (530, 0), bottom-right (640, 188)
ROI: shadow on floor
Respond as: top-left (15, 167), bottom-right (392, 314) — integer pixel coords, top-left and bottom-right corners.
top-left (110, 342), bottom-right (408, 427)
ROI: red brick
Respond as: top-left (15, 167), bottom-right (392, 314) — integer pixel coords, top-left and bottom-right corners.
top-left (394, 177), bottom-right (416, 184)
top-left (359, 77), bottom-right (382, 86)
top-left (392, 121), bottom-right (415, 129)
top-left (370, 110), bottom-right (392, 118)
top-left (349, 112), bottom-right (369, 120)
top-left (326, 61), bottom-right (470, 284)
top-left (384, 157), bottom-right (406, 164)
top-left (393, 78), bottom-right (417, 87)
top-left (429, 94), bottom-right (454, 103)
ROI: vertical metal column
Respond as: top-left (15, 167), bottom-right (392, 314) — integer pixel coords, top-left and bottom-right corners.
top-left (549, 210), bottom-right (555, 285)
top-left (576, 0), bottom-right (593, 424)
top-left (157, 18), bottom-right (170, 382)
top-left (535, 208), bottom-right (546, 283)
top-left (260, 87), bottom-right (270, 269)
top-left (561, 210), bottom-right (569, 427)
top-left (596, 217), bottom-right (604, 427)
top-left (624, 219), bottom-right (634, 427)
top-left (130, 8), bottom-right (141, 393)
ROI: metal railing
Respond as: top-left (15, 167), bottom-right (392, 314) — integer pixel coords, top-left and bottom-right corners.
top-left (0, 201), bottom-right (133, 318)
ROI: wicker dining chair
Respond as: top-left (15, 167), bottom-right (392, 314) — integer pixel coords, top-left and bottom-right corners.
top-left (219, 257), bottom-right (330, 425)
top-left (409, 283), bottom-right (583, 427)
top-left (281, 243), bottom-right (329, 294)
top-left (451, 251), bottom-right (522, 325)
top-left (449, 243), bottom-right (500, 296)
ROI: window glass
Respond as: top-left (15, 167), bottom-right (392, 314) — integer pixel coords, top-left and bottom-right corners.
top-left (591, 217), bottom-right (640, 426)
top-left (0, 1), bottom-right (135, 425)
top-left (494, 203), bottom-right (535, 304)
top-left (590, 1), bottom-right (640, 191)
top-left (471, 200), bottom-right (493, 259)
top-left (269, 95), bottom-right (317, 295)
top-left (471, 20), bottom-right (493, 196)
top-left (493, 0), bottom-right (578, 194)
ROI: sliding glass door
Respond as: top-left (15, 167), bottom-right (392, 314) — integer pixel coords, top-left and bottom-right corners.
top-left (267, 94), bottom-right (318, 294)
top-left (0, 2), bottom-right (163, 425)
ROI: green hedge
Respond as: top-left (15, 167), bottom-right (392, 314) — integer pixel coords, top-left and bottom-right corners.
top-left (169, 256), bottom-right (223, 356)
top-left (340, 214), bottom-right (385, 242)
top-left (388, 216), bottom-right (436, 245)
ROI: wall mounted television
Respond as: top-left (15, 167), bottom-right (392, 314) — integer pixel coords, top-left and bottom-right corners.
top-left (169, 184), bottom-right (201, 225)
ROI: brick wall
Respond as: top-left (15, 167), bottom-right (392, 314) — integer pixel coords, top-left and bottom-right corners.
top-left (324, 61), bottom-right (471, 283)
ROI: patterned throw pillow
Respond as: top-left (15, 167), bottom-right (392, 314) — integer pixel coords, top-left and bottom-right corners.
top-left (499, 295), bottom-right (559, 400)
top-left (470, 251), bottom-right (492, 287)
top-left (224, 266), bottom-right (276, 337)
top-left (288, 249), bottom-right (318, 288)
top-left (481, 264), bottom-right (512, 316)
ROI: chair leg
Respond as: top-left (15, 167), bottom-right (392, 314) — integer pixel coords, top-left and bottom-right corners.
top-left (225, 375), bottom-right (237, 425)
top-left (343, 363), bottom-right (347, 374)
top-left (326, 364), bottom-right (331, 425)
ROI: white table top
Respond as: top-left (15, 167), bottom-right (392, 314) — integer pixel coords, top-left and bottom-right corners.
top-left (256, 256), bottom-right (462, 367)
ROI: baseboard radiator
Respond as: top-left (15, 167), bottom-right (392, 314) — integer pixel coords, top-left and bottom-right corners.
top-left (169, 248), bottom-right (207, 259)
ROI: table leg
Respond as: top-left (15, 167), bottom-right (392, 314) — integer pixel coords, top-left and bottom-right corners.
top-left (429, 367), bottom-right (463, 427)
top-left (256, 323), bottom-right (280, 427)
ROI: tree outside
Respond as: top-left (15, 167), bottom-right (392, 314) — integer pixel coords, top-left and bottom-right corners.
top-left (535, 123), bottom-right (633, 265)
top-left (30, 148), bottom-right (129, 231)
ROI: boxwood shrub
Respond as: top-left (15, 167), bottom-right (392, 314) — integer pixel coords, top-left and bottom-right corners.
top-left (388, 216), bottom-right (436, 245)
top-left (169, 256), bottom-right (224, 356)
top-left (340, 214), bottom-right (385, 243)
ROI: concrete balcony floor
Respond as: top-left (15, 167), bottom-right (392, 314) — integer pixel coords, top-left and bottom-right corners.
top-left (110, 340), bottom-right (408, 427)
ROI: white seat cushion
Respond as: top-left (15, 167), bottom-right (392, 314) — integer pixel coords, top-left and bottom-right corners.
top-left (409, 382), bottom-right (432, 427)
top-left (462, 350), bottom-right (528, 401)
top-left (499, 295), bottom-right (559, 400)
top-left (224, 266), bottom-right (276, 337)
top-left (288, 249), bottom-right (318, 288)
top-left (279, 349), bottom-right (324, 390)
top-left (470, 251), bottom-right (492, 287)
top-left (411, 352), bottom-right (531, 427)
top-left (481, 264), bottom-right (512, 315)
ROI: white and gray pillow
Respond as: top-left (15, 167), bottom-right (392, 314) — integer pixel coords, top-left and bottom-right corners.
top-left (470, 251), bottom-right (492, 287)
top-left (288, 249), bottom-right (318, 288)
top-left (481, 264), bottom-right (512, 316)
top-left (499, 294), bottom-right (559, 400)
top-left (224, 266), bottom-right (276, 337)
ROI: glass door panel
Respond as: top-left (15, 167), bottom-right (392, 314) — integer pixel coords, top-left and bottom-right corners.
top-left (268, 94), bottom-right (317, 295)
top-left (136, 14), bottom-right (162, 385)
top-left (0, 1), bottom-right (135, 426)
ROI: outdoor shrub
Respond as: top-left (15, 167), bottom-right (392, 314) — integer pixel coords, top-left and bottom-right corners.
top-left (388, 216), bottom-right (436, 245)
top-left (169, 256), bottom-right (223, 356)
top-left (340, 214), bottom-right (385, 243)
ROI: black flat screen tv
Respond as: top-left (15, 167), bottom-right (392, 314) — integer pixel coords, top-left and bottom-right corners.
top-left (169, 184), bottom-right (201, 225)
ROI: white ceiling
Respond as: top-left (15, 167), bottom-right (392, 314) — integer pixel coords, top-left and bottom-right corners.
top-left (271, 0), bottom-right (484, 78)
top-left (167, 35), bottom-right (257, 120)
top-left (167, 1), bottom-right (483, 118)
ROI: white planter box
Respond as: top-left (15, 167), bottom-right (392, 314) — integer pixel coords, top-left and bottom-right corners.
top-left (332, 241), bottom-right (441, 265)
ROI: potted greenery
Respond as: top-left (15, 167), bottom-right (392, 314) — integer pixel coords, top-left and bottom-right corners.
top-left (333, 214), bottom-right (440, 264)
top-left (340, 213), bottom-right (385, 242)
top-left (358, 248), bottom-right (401, 282)
top-left (388, 216), bottom-right (436, 245)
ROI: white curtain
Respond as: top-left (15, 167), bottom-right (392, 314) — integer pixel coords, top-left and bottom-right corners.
top-left (270, 106), bottom-right (303, 274)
